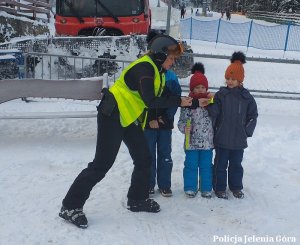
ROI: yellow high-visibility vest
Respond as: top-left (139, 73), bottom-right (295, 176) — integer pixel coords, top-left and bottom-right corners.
top-left (110, 55), bottom-right (165, 127)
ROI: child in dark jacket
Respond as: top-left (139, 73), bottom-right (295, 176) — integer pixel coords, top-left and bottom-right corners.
top-left (144, 70), bottom-right (181, 197)
top-left (144, 30), bottom-right (182, 197)
top-left (206, 52), bottom-right (258, 199)
top-left (178, 63), bottom-right (214, 198)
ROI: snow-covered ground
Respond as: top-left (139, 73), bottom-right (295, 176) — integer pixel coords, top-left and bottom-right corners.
top-left (1, 1), bottom-right (300, 245)
top-left (1, 97), bottom-right (299, 245)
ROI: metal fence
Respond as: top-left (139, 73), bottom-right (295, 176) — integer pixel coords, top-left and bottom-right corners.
top-left (180, 18), bottom-right (300, 52)
top-left (1, 35), bottom-right (300, 100)
top-left (23, 52), bottom-right (129, 81)
top-left (0, 35), bottom-right (193, 78)
top-left (18, 52), bottom-right (300, 101)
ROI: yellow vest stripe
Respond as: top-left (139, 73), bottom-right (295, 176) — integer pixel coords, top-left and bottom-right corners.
top-left (110, 55), bottom-right (165, 127)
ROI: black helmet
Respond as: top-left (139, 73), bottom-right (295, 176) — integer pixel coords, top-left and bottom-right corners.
top-left (147, 34), bottom-right (184, 64)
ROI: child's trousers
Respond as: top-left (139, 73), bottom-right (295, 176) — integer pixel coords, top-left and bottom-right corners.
top-left (184, 149), bottom-right (213, 192)
top-left (213, 147), bottom-right (244, 192)
top-left (144, 129), bottom-right (173, 190)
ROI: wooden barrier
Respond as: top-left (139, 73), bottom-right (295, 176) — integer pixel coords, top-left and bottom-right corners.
top-left (0, 78), bottom-right (104, 104)
top-left (247, 11), bottom-right (300, 25)
top-left (0, 0), bottom-right (51, 23)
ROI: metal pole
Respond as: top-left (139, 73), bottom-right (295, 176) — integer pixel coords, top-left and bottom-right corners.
top-left (157, 0), bottom-right (160, 7)
top-left (246, 20), bottom-right (253, 51)
top-left (190, 17), bottom-right (193, 45)
top-left (284, 22), bottom-right (291, 52)
top-left (203, 0), bottom-right (207, 16)
top-left (166, 0), bottom-right (171, 35)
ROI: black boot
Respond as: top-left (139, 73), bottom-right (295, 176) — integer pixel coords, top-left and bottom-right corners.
top-left (159, 188), bottom-right (173, 197)
top-left (215, 191), bottom-right (228, 199)
top-left (149, 188), bottom-right (155, 195)
top-left (127, 198), bottom-right (160, 213)
top-left (59, 206), bottom-right (88, 228)
top-left (232, 190), bottom-right (244, 199)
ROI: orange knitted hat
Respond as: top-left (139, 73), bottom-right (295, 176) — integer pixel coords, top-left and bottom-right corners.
top-left (225, 52), bottom-right (246, 83)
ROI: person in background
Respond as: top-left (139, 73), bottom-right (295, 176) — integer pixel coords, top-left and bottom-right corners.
top-left (206, 52), bottom-right (258, 199)
top-left (221, 9), bottom-right (225, 18)
top-left (178, 63), bottom-right (214, 198)
top-left (181, 6), bottom-right (186, 19)
top-left (144, 31), bottom-right (182, 198)
top-left (226, 9), bottom-right (231, 21)
top-left (59, 34), bottom-right (192, 228)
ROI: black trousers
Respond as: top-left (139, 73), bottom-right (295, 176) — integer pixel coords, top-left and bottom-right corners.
top-left (62, 106), bottom-right (152, 209)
